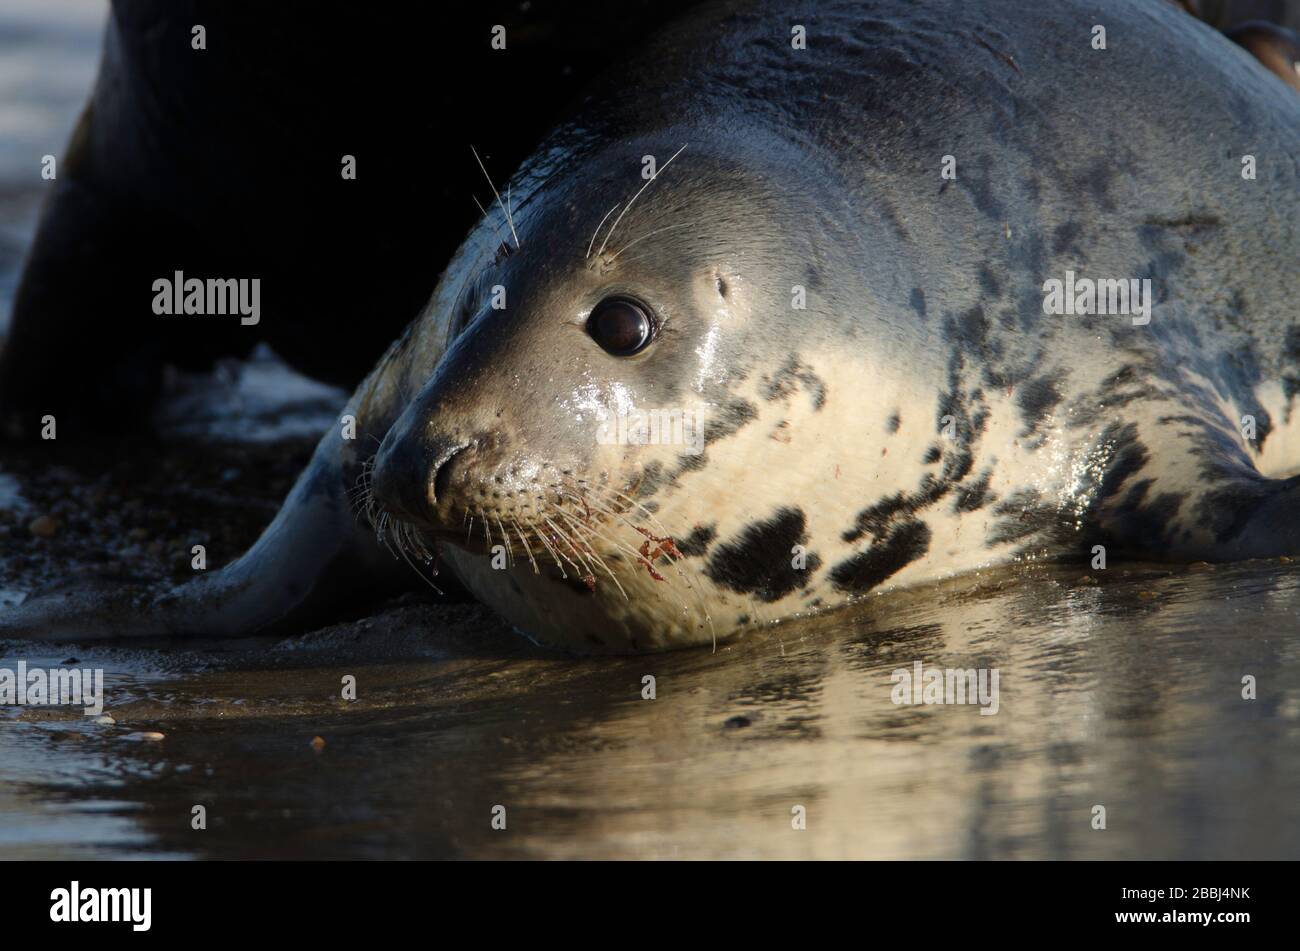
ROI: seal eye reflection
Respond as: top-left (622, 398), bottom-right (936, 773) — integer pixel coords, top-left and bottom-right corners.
top-left (586, 297), bottom-right (654, 356)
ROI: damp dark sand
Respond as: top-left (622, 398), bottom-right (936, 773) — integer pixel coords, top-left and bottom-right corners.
top-left (2, 358), bottom-right (1300, 859)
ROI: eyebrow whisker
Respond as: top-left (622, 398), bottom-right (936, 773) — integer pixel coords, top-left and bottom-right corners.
top-left (608, 222), bottom-right (693, 262)
top-left (587, 201), bottom-right (622, 259)
top-left (471, 144), bottom-right (520, 249)
top-left (596, 143), bottom-right (687, 258)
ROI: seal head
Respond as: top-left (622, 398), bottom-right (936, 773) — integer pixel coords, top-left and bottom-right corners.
top-left (368, 132), bottom-right (866, 651)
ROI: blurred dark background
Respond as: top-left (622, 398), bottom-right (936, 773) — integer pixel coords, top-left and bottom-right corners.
top-left (0, 0), bottom-right (698, 440)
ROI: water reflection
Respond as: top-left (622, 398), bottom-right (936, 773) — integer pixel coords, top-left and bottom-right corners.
top-left (2, 559), bottom-right (1299, 858)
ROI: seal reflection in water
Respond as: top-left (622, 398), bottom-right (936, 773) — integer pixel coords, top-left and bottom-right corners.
top-left (5, 0), bottom-right (1300, 652)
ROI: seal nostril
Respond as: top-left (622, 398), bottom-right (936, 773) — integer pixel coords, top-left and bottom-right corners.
top-left (432, 447), bottom-right (462, 504)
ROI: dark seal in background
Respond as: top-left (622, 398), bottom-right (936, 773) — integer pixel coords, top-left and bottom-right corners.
top-left (0, 0), bottom-right (699, 440)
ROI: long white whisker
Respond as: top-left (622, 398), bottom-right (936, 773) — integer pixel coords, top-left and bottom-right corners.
top-left (609, 223), bottom-right (693, 261)
top-left (572, 486), bottom-right (716, 648)
top-left (471, 144), bottom-right (520, 249)
top-left (472, 195), bottom-right (509, 247)
top-left (510, 517), bottom-right (541, 574)
top-left (586, 201), bottom-right (622, 259)
top-left (596, 143), bottom-right (687, 257)
top-left (526, 517), bottom-right (568, 576)
top-left (555, 510), bottom-right (629, 601)
top-left (396, 529), bottom-right (444, 596)
top-left (543, 515), bottom-right (600, 586)
top-left (537, 517), bottom-right (587, 580)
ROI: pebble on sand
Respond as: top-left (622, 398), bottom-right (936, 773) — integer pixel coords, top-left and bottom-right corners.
top-left (95, 715), bottom-right (116, 726)
top-left (28, 515), bottom-right (59, 538)
top-left (310, 736), bottom-right (326, 751)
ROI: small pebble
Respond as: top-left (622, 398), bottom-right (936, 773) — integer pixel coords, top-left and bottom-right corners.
top-left (122, 731), bottom-right (165, 742)
top-left (724, 715), bottom-right (752, 729)
top-left (28, 515), bottom-right (58, 538)
top-left (1137, 590), bottom-right (1158, 600)
top-left (310, 736), bottom-right (326, 751)
top-left (95, 715), bottom-right (116, 726)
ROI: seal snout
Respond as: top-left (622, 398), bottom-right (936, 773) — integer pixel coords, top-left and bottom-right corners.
top-left (371, 427), bottom-right (468, 526)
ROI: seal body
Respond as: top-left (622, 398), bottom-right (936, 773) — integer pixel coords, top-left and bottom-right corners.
top-left (6, 0), bottom-right (1300, 651)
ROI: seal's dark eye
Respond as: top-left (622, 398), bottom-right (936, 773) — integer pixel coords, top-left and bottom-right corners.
top-left (586, 297), bottom-right (654, 356)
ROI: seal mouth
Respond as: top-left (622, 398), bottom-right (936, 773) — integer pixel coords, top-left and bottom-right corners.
top-left (356, 457), bottom-right (686, 598)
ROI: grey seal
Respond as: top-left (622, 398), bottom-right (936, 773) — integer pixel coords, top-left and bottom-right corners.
top-left (6, 0), bottom-right (1299, 652)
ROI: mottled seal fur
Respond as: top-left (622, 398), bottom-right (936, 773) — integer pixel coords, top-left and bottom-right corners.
top-left (5, 0), bottom-right (1299, 651)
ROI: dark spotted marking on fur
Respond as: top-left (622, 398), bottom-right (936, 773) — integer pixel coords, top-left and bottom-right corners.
top-left (677, 523), bottom-right (717, 558)
top-left (1282, 325), bottom-right (1300, 408)
top-left (634, 460), bottom-right (666, 498)
top-left (909, 288), bottom-right (927, 320)
top-left (1052, 221), bottom-right (1083, 256)
top-left (1016, 372), bottom-right (1063, 437)
top-left (829, 519), bottom-right (931, 593)
top-left (986, 488), bottom-right (1059, 548)
top-left (887, 411), bottom-right (901, 434)
top-left (708, 398), bottom-right (759, 440)
top-left (1108, 478), bottom-right (1187, 553)
top-left (952, 153), bottom-right (1005, 222)
top-left (1071, 158), bottom-right (1118, 213)
top-left (760, 355), bottom-right (827, 411)
top-left (953, 469), bottom-right (994, 513)
top-left (704, 507), bottom-right (821, 602)
top-left (977, 265), bottom-right (1001, 298)
top-left (1091, 421), bottom-right (1151, 505)
top-left (657, 399), bottom-right (758, 486)
top-left (674, 451), bottom-right (708, 474)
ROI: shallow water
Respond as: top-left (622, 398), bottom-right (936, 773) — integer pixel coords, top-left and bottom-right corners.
top-left (3, 558), bottom-right (1299, 860)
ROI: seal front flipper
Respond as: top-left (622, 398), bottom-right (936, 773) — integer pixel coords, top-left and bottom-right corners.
top-left (2, 274), bottom-right (458, 643)
top-left (0, 434), bottom-right (414, 643)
